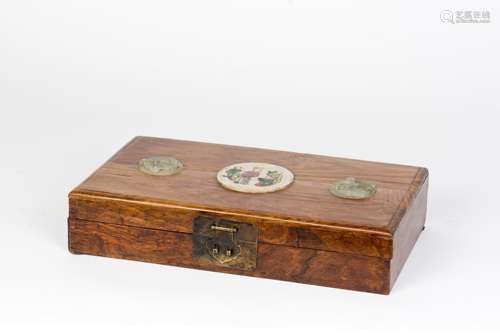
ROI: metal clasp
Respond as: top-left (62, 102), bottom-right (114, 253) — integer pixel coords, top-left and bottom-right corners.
top-left (210, 225), bottom-right (237, 253)
top-left (193, 216), bottom-right (258, 271)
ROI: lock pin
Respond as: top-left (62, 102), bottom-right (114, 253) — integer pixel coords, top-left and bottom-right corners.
top-left (212, 246), bottom-right (219, 255)
top-left (210, 225), bottom-right (237, 233)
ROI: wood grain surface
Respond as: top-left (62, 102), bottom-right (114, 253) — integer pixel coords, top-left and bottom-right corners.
top-left (71, 136), bottom-right (424, 233)
top-left (69, 218), bottom-right (390, 294)
top-left (68, 136), bottom-right (429, 294)
top-left (69, 194), bottom-right (393, 259)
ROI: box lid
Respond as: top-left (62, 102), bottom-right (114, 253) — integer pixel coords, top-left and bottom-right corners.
top-left (69, 136), bottom-right (428, 259)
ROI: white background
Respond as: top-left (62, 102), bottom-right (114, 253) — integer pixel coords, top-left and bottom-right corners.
top-left (1, 1), bottom-right (499, 332)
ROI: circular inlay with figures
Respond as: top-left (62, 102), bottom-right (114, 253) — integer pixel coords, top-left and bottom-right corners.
top-left (216, 162), bottom-right (294, 194)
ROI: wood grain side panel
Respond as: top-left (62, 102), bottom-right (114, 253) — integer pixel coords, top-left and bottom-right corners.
top-left (68, 219), bottom-right (390, 294)
top-left (390, 170), bottom-right (429, 289)
top-left (69, 195), bottom-right (196, 234)
top-left (69, 195), bottom-right (392, 259)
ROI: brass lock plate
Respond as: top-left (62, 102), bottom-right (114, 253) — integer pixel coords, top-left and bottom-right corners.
top-left (193, 216), bottom-right (258, 271)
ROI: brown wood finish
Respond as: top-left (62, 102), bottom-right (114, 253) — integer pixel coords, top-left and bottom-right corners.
top-left (68, 136), bottom-right (429, 294)
top-left (390, 170), bottom-right (429, 288)
top-left (72, 136), bottom-right (420, 233)
top-left (69, 194), bottom-right (393, 259)
top-left (69, 219), bottom-right (390, 294)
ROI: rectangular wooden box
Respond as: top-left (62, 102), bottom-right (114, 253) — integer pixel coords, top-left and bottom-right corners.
top-left (68, 136), bottom-right (428, 294)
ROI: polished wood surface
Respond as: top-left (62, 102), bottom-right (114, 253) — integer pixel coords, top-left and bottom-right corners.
top-left (69, 218), bottom-right (390, 294)
top-left (390, 171), bottom-right (429, 288)
top-left (69, 194), bottom-right (393, 259)
top-left (71, 136), bottom-right (423, 233)
top-left (68, 136), bottom-right (429, 294)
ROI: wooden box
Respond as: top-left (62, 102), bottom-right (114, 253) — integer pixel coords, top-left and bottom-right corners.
top-left (68, 137), bottom-right (428, 294)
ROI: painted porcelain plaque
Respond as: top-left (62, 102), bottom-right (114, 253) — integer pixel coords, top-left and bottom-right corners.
top-left (217, 162), bottom-right (294, 194)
